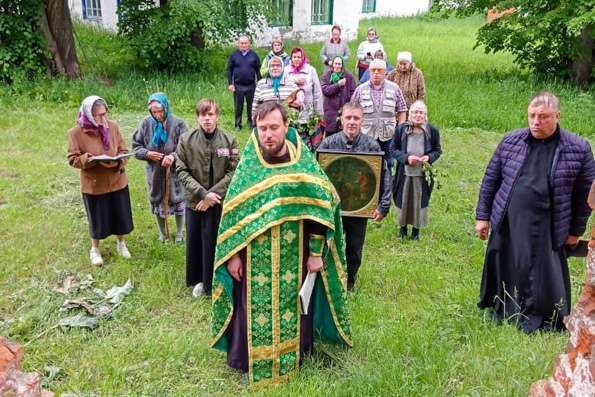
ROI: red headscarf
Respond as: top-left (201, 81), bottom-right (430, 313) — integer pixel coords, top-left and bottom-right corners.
top-left (290, 47), bottom-right (309, 73)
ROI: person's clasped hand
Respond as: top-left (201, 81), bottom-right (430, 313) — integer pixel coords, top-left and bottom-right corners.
top-left (147, 151), bottom-right (164, 162)
top-left (195, 192), bottom-right (221, 212)
top-left (161, 154), bottom-right (174, 167)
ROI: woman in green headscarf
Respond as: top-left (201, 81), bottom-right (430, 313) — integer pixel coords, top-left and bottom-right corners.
top-left (132, 92), bottom-right (189, 242)
top-left (321, 56), bottom-right (356, 136)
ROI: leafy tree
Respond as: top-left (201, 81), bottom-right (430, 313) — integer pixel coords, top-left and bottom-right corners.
top-left (432, 0), bottom-right (594, 85)
top-left (117, 0), bottom-right (265, 71)
top-left (0, 0), bottom-right (80, 83)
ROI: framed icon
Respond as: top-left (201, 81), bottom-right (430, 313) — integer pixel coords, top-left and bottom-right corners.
top-left (317, 150), bottom-right (384, 218)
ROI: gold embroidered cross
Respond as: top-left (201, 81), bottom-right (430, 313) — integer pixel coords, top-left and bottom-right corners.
top-left (254, 273), bottom-right (269, 287)
top-left (283, 229), bottom-right (296, 244)
top-left (256, 313), bottom-right (269, 327)
top-left (282, 310), bottom-right (293, 322)
top-left (282, 271), bottom-right (294, 283)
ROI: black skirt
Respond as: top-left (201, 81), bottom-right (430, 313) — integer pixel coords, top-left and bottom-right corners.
top-left (82, 186), bottom-right (134, 240)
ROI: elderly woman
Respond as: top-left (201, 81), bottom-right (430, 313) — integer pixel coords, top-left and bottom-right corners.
top-left (320, 25), bottom-right (350, 72)
top-left (252, 55), bottom-right (298, 118)
top-left (132, 92), bottom-right (188, 243)
top-left (284, 47), bottom-right (324, 148)
top-left (67, 96), bottom-right (133, 266)
top-left (390, 100), bottom-right (441, 240)
top-left (260, 37), bottom-right (290, 77)
top-left (321, 56), bottom-right (356, 136)
top-left (387, 51), bottom-right (426, 110)
top-left (356, 27), bottom-right (385, 81)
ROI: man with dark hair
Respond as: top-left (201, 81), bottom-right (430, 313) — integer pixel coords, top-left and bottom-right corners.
top-left (211, 101), bottom-right (352, 386)
top-left (227, 35), bottom-right (261, 130)
top-left (476, 91), bottom-right (595, 333)
top-left (175, 99), bottom-right (239, 297)
top-left (317, 102), bottom-right (392, 290)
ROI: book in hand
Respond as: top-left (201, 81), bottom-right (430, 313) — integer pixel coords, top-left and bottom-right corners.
top-left (89, 153), bottom-right (134, 162)
top-left (299, 272), bottom-right (317, 315)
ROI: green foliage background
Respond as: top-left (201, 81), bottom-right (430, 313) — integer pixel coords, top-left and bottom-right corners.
top-left (0, 15), bottom-right (594, 396)
top-left (0, 0), bottom-right (47, 83)
top-left (432, 0), bottom-right (595, 81)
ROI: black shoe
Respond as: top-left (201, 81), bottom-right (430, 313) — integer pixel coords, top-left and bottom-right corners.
top-left (399, 226), bottom-right (407, 240)
top-left (347, 281), bottom-right (355, 292)
top-left (235, 124), bottom-right (242, 130)
top-left (411, 228), bottom-right (419, 241)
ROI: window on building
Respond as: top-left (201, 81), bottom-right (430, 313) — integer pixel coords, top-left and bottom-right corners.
top-left (270, 0), bottom-right (293, 27)
top-left (82, 0), bottom-right (102, 20)
top-left (362, 0), bottom-right (376, 13)
top-left (311, 0), bottom-right (332, 25)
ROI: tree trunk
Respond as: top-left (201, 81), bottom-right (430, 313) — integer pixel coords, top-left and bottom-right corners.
top-left (571, 24), bottom-right (593, 86)
top-left (41, 0), bottom-right (81, 78)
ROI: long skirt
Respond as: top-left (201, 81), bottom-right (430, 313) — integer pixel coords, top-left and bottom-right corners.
top-left (82, 186), bottom-right (134, 240)
top-left (396, 175), bottom-right (428, 228)
top-left (185, 205), bottom-right (221, 292)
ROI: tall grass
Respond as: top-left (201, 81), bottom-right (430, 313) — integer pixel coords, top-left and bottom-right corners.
top-left (0, 14), bottom-right (593, 396)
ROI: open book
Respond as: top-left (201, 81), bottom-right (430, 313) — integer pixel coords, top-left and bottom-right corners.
top-left (89, 153), bottom-right (134, 162)
top-left (299, 272), bottom-right (317, 315)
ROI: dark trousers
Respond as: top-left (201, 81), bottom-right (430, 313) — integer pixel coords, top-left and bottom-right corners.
top-left (378, 138), bottom-right (394, 174)
top-left (234, 83), bottom-right (256, 128)
top-left (185, 205), bottom-right (222, 292)
top-left (342, 216), bottom-right (368, 285)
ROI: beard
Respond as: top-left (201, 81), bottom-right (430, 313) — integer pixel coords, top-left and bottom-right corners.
top-left (259, 139), bottom-right (286, 159)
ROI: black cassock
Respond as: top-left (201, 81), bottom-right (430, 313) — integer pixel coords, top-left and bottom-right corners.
top-left (478, 130), bottom-right (570, 333)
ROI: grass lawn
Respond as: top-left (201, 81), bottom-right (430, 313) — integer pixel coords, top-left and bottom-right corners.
top-left (1, 15), bottom-right (594, 396)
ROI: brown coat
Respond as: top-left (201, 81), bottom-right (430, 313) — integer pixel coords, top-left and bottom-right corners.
top-left (387, 63), bottom-right (426, 108)
top-left (67, 119), bottom-right (129, 195)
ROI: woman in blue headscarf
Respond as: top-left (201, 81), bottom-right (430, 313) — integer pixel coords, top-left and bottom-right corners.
top-left (132, 92), bottom-right (189, 242)
top-left (251, 56), bottom-right (297, 121)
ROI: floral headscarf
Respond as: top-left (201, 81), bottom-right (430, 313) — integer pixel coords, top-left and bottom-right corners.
top-left (77, 95), bottom-right (110, 150)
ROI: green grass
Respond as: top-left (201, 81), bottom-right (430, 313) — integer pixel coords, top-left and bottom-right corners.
top-left (0, 15), bottom-right (593, 396)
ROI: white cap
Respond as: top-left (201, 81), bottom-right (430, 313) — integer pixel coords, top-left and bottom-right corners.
top-left (397, 51), bottom-right (412, 63)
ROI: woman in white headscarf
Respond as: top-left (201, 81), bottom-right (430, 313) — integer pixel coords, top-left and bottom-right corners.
top-left (67, 96), bottom-right (134, 266)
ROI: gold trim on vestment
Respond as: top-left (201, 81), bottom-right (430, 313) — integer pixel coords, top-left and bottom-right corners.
top-left (213, 215), bottom-right (335, 274)
top-left (252, 132), bottom-right (302, 169)
top-left (211, 285), bottom-right (224, 303)
top-left (222, 173), bottom-right (334, 216)
top-left (250, 338), bottom-right (300, 360)
top-left (217, 197), bottom-right (332, 244)
top-left (328, 238), bottom-right (348, 291)
top-left (210, 308), bottom-right (234, 349)
top-left (246, 244), bottom-right (254, 383)
top-left (297, 220), bottom-right (304, 370)
top-left (271, 225), bottom-right (281, 380)
top-left (320, 268), bottom-right (353, 347)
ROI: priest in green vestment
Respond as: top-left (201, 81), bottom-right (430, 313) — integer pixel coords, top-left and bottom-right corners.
top-left (211, 102), bottom-right (352, 387)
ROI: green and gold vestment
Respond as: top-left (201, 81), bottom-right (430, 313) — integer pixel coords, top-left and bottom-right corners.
top-left (211, 128), bottom-right (352, 387)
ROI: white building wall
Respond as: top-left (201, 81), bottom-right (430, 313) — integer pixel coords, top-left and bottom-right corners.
top-left (366, 0), bottom-right (429, 18)
top-left (68, 0), bottom-right (158, 31)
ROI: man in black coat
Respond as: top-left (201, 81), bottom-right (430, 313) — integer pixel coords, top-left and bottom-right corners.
top-left (317, 102), bottom-right (392, 291)
top-left (227, 35), bottom-right (261, 130)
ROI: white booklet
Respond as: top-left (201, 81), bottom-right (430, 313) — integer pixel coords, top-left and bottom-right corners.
top-left (90, 153), bottom-right (134, 162)
top-left (299, 272), bottom-right (317, 315)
